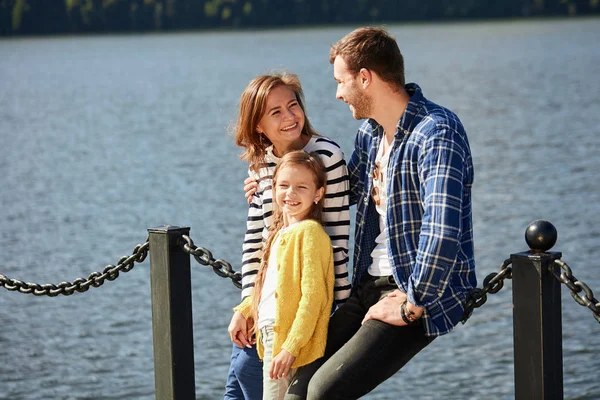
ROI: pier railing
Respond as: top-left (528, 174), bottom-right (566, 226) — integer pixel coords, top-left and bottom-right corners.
top-left (1, 220), bottom-right (598, 399)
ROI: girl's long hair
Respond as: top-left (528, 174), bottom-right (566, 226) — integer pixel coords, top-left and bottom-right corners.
top-left (248, 151), bottom-right (327, 335)
top-left (234, 73), bottom-right (320, 173)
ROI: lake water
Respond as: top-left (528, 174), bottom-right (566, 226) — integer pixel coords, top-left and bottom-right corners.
top-left (1, 18), bottom-right (599, 400)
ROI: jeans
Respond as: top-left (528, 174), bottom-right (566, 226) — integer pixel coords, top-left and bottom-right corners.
top-left (224, 342), bottom-right (263, 400)
top-left (260, 325), bottom-right (297, 400)
top-left (285, 274), bottom-right (435, 400)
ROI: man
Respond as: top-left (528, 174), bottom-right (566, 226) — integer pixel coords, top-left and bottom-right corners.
top-left (285, 27), bottom-right (477, 399)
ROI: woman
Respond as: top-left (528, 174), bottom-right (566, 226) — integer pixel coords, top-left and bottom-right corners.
top-left (225, 73), bottom-right (351, 399)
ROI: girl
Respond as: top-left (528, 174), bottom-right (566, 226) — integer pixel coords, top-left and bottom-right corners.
top-left (228, 150), bottom-right (335, 400)
top-left (225, 73), bottom-right (350, 400)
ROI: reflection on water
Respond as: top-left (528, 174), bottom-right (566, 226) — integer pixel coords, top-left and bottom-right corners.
top-left (1, 18), bottom-right (599, 399)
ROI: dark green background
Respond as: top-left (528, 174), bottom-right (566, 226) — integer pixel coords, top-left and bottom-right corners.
top-left (2, 0), bottom-right (599, 37)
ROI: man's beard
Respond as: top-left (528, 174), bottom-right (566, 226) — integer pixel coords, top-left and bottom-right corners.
top-left (349, 88), bottom-right (373, 120)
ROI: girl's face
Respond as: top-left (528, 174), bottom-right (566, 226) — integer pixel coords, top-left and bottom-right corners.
top-left (256, 85), bottom-right (306, 156)
top-left (274, 164), bottom-right (324, 226)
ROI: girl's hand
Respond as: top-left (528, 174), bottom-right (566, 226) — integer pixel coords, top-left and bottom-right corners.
top-left (228, 311), bottom-right (252, 348)
top-left (269, 349), bottom-right (296, 380)
top-left (243, 177), bottom-right (258, 204)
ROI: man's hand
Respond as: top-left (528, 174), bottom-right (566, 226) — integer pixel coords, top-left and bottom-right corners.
top-left (362, 289), bottom-right (409, 326)
top-left (228, 311), bottom-right (253, 348)
top-left (244, 177), bottom-right (258, 204)
top-left (270, 349), bottom-right (296, 380)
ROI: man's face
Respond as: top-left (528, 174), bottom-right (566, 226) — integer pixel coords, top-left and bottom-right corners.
top-left (333, 56), bottom-right (372, 120)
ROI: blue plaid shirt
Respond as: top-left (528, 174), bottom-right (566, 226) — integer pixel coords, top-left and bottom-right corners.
top-left (348, 83), bottom-right (476, 337)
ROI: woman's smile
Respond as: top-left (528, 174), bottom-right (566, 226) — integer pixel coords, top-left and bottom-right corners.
top-left (256, 85), bottom-right (306, 156)
top-left (281, 122), bottom-right (298, 131)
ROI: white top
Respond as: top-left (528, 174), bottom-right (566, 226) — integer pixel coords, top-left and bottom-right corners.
top-left (368, 140), bottom-right (393, 277)
top-left (257, 222), bottom-right (298, 329)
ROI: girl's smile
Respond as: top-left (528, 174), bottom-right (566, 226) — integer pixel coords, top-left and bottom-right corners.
top-left (274, 164), bottom-right (324, 226)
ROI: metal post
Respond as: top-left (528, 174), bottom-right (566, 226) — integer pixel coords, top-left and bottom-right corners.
top-left (511, 220), bottom-right (563, 400)
top-left (148, 225), bottom-right (195, 400)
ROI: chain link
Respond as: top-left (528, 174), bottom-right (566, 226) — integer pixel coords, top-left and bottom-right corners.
top-left (461, 259), bottom-right (513, 323)
top-left (550, 259), bottom-right (600, 323)
top-left (180, 235), bottom-right (242, 289)
top-left (0, 239), bottom-right (149, 296)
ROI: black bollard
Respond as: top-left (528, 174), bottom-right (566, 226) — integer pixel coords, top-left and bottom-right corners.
top-left (511, 220), bottom-right (563, 400)
top-left (148, 225), bottom-right (196, 400)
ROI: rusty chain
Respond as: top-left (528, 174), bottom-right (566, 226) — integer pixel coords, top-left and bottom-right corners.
top-left (180, 235), bottom-right (242, 289)
top-left (0, 239), bottom-right (149, 296)
top-left (461, 259), bottom-right (513, 322)
top-left (550, 259), bottom-right (600, 323)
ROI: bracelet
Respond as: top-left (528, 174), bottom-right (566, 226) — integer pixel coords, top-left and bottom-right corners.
top-left (400, 301), bottom-right (422, 324)
top-left (400, 301), bottom-right (413, 324)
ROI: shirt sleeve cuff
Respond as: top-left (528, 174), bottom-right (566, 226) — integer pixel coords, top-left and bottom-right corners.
top-left (407, 279), bottom-right (434, 308)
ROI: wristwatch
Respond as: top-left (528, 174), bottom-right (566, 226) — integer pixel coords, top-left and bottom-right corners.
top-left (400, 301), bottom-right (421, 324)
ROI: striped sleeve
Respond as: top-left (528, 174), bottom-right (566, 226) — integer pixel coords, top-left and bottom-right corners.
top-left (310, 137), bottom-right (352, 304)
top-left (240, 169), bottom-right (265, 300)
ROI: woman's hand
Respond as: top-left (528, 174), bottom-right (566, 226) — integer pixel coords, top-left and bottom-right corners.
top-left (244, 176), bottom-right (258, 204)
top-left (269, 349), bottom-right (296, 380)
top-left (228, 311), bottom-right (252, 348)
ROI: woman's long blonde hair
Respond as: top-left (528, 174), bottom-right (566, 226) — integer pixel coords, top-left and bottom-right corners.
top-left (234, 73), bottom-right (319, 172)
top-left (249, 150), bottom-right (327, 335)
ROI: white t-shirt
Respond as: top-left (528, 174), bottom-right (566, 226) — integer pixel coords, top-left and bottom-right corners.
top-left (368, 140), bottom-right (393, 277)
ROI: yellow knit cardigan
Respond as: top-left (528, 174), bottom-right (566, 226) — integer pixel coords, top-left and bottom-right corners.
top-left (234, 219), bottom-right (334, 368)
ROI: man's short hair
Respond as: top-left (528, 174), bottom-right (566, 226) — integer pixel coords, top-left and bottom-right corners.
top-left (329, 27), bottom-right (405, 91)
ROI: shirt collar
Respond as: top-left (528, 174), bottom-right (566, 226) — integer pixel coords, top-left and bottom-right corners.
top-left (397, 83), bottom-right (425, 137)
top-left (365, 83), bottom-right (425, 139)
top-left (265, 144), bottom-right (278, 162)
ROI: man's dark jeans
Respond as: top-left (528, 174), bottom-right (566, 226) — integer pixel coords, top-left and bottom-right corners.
top-left (285, 274), bottom-right (435, 400)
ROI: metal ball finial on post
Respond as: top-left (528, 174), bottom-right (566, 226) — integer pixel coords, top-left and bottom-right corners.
top-left (512, 220), bottom-right (563, 399)
top-left (525, 219), bottom-right (558, 253)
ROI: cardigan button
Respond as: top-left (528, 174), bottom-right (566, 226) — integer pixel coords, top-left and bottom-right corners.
top-left (274, 292), bottom-right (278, 299)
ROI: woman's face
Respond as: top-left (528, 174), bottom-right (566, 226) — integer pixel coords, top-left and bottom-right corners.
top-left (256, 85), bottom-right (305, 154)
